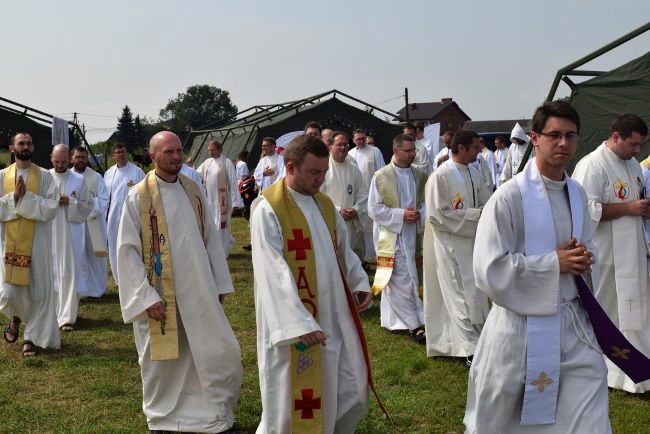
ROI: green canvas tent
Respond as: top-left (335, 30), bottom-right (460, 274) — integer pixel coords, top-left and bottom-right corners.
top-left (187, 90), bottom-right (402, 169)
top-left (567, 51), bottom-right (650, 172)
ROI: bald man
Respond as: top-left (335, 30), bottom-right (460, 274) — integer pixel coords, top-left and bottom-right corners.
top-left (117, 131), bottom-right (242, 433)
top-left (50, 145), bottom-right (92, 331)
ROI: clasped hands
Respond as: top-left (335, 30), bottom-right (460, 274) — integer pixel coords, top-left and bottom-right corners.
top-left (556, 238), bottom-right (593, 275)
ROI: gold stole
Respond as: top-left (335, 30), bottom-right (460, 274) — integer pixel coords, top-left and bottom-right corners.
top-left (138, 171), bottom-right (206, 361)
top-left (263, 180), bottom-right (334, 433)
top-left (3, 164), bottom-right (40, 286)
top-left (371, 165), bottom-right (426, 295)
top-left (215, 158), bottom-right (229, 229)
top-left (84, 168), bottom-right (107, 257)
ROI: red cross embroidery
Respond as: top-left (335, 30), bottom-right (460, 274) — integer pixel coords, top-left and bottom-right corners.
top-left (287, 229), bottom-right (311, 261)
top-left (294, 388), bottom-right (321, 419)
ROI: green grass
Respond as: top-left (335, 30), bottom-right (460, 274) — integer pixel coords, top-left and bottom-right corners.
top-left (0, 217), bottom-right (649, 433)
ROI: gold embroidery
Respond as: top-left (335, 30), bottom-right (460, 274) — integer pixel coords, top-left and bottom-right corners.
top-left (531, 371), bottom-right (553, 393)
top-left (611, 346), bottom-right (630, 360)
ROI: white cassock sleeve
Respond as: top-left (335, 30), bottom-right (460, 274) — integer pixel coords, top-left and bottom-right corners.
top-left (202, 201), bottom-right (235, 296)
top-left (499, 149), bottom-right (514, 183)
top-left (472, 185), bottom-right (560, 316)
top-left (67, 181), bottom-right (93, 223)
top-left (334, 212), bottom-right (370, 293)
top-left (367, 175), bottom-right (404, 234)
top-left (426, 170), bottom-right (481, 237)
top-left (571, 159), bottom-right (605, 222)
top-left (227, 160), bottom-right (244, 208)
top-left (253, 158), bottom-right (265, 189)
top-left (89, 174), bottom-right (110, 219)
top-left (117, 189), bottom-right (164, 323)
top-left (251, 200), bottom-right (322, 347)
top-left (353, 171), bottom-right (369, 228)
top-left (374, 147), bottom-right (386, 171)
top-left (15, 173), bottom-right (59, 222)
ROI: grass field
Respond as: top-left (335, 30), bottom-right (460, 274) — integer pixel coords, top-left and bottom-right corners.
top-left (1, 217), bottom-right (649, 433)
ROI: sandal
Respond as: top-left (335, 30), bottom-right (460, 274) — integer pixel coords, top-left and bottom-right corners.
top-left (410, 326), bottom-right (426, 345)
top-left (3, 317), bottom-right (20, 344)
top-left (22, 341), bottom-right (36, 357)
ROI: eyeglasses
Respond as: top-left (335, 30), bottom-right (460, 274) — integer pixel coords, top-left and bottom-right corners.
top-left (537, 131), bottom-right (580, 142)
top-left (397, 147), bottom-right (416, 154)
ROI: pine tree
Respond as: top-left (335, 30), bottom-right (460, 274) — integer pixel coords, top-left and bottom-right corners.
top-left (116, 105), bottom-right (136, 150)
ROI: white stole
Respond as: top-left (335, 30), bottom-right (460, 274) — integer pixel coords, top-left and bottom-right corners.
top-left (447, 161), bottom-right (487, 323)
top-left (596, 145), bottom-right (645, 330)
top-left (516, 158), bottom-right (583, 425)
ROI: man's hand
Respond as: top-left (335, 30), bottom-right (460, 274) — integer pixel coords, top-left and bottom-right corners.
top-left (14, 176), bottom-right (26, 202)
top-left (339, 208), bottom-right (353, 220)
top-left (262, 166), bottom-right (275, 177)
top-left (557, 238), bottom-right (593, 275)
top-left (347, 208), bottom-right (358, 219)
top-left (355, 291), bottom-right (373, 312)
top-left (300, 330), bottom-right (327, 348)
top-left (145, 301), bottom-right (166, 322)
top-left (626, 199), bottom-right (650, 218)
top-left (437, 154), bottom-right (450, 165)
top-left (59, 194), bottom-right (70, 206)
top-left (403, 207), bottom-right (420, 223)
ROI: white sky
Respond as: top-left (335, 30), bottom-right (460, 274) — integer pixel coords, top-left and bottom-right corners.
top-left (2, 1), bottom-right (648, 143)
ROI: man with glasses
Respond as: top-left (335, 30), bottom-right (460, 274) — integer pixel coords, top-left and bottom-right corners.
top-left (403, 123), bottom-right (431, 174)
top-left (465, 100), bottom-right (610, 432)
top-left (368, 134), bottom-right (427, 343)
top-left (253, 137), bottom-right (285, 192)
top-left (321, 131), bottom-right (369, 263)
top-left (572, 113), bottom-right (650, 393)
top-left (424, 130), bottom-right (492, 367)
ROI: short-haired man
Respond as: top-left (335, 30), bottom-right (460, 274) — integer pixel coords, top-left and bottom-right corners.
top-left (423, 130), bottom-right (492, 366)
top-left (320, 131), bottom-right (369, 263)
top-left (500, 122), bottom-right (533, 184)
top-left (0, 133), bottom-right (60, 356)
top-left (251, 134), bottom-right (373, 432)
top-left (348, 129), bottom-right (386, 261)
top-left (321, 128), bottom-right (334, 146)
top-left (493, 135), bottom-right (508, 188)
top-left (71, 146), bottom-right (110, 298)
top-left (403, 123), bottom-right (431, 174)
top-left (470, 137), bottom-right (495, 192)
top-left (304, 121), bottom-right (322, 138)
top-left (465, 101), bottom-right (610, 431)
top-left (369, 134), bottom-right (427, 343)
top-left (118, 131), bottom-right (242, 433)
top-left (50, 144), bottom-right (92, 332)
top-left (104, 143), bottom-right (145, 284)
top-left (572, 113), bottom-right (650, 393)
top-left (253, 137), bottom-right (285, 192)
top-left (433, 129), bottom-right (455, 169)
top-left (197, 139), bottom-right (242, 257)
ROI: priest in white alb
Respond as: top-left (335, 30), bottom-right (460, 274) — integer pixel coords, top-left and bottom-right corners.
top-left (320, 131), bottom-right (369, 263)
top-left (349, 128), bottom-right (386, 261)
top-left (403, 123), bottom-right (431, 175)
top-left (465, 101), bottom-right (610, 433)
top-left (105, 143), bottom-right (145, 284)
top-left (500, 122), bottom-right (532, 184)
top-left (572, 113), bottom-right (650, 393)
top-left (424, 130), bottom-right (492, 366)
top-left (254, 137), bottom-right (285, 192)
top-left (493, 135), bottom-right (508, 188)
top-left (197, 139), bottom-right (242, 256)
top-left (0, 133), bottom-right (60, 357)
top-left (117, 131), bottom-right (242, 433)
top-left (368, 134), bottom-right (427, 343)
top-left (251, 134), bottom-right (373, 433)
top-left (71, 146), bottom-right (110, 298)
top-left (50, 145), bottom-right (92, 331)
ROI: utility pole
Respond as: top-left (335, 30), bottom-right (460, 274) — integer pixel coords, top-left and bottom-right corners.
top-left (404, 87), bottom-right (410, 122)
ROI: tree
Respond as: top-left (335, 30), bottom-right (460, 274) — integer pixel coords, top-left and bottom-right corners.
top-left (116, 105), bottom-right (136, 150)
top-left (133, 115), bottom-right (145, 149)
top-left (159, 85), bottom-right (238, 131)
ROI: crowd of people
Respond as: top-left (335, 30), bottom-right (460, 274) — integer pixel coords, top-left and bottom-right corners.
top-left (0, 99), bottom-right (648, 433)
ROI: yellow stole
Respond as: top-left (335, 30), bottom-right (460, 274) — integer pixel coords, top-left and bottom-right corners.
top-left (3, 163), bottom-right (40, 286)
top-left (263, 180), bottom-right (335, 433)
top-left (215, 158), bottom-right (229, 229)
top-left (138, 171), bottom-right (206, 361)
top-left (372, 165), bottom-right (426, 294)
top-left (83, 168), bottom-right (107, 257)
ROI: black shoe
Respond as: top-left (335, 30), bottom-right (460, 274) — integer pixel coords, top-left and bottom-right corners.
top-left (465, 355), bottom-right (474, 368)
top-left (242, 243), bottom-right (252, 251)
top-left (410, 326), bottom-right (426, 345)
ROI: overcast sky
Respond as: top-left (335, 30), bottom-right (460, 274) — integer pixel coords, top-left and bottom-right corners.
top-left (2, 1), bottom-right (648, 142)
